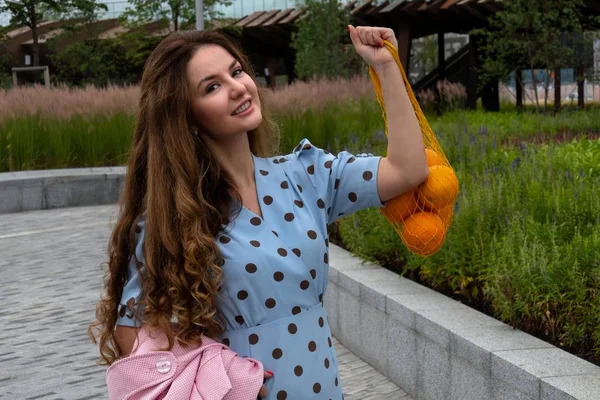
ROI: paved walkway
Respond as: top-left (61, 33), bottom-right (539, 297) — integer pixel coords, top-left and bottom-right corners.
top-left (0, 205), bottom-right (411, 399)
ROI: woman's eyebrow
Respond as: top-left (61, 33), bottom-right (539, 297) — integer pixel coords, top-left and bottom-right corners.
top-left (197, 60), bottom-right (238, 89)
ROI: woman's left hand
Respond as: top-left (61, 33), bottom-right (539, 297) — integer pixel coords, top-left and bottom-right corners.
top-left (348, 25), bottom-right (398, 70)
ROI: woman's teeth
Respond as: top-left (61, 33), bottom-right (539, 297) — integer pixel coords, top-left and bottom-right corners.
top-left (233, 101), bottom-right (250, 115)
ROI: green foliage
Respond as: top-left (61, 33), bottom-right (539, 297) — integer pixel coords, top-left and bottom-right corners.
top-left (471, 0), bottom-right (596, 113)
top-left (291, 0), bottom-right (362, 81)
top-left (121, 0), bottom-right (231, 32)
top-left (48, 28), bottom-right (162, 86)
top-left (2, 92), bottom-right (600, 362)
top-left (339, 111), bottom-right (600, 363)
top-left (0, 113), bottom-right (134, 171)
top-left (0, 28), bottom-right (16, 88)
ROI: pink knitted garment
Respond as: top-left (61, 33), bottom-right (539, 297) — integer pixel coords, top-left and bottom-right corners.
top-left (106, 327), bottom-right (264, 400)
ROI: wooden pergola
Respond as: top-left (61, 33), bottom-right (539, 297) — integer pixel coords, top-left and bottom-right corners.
top-left (229, 0), bottom-right (600, 110)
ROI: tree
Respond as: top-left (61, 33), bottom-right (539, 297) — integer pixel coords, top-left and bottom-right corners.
top-left (472, 0), bottom-right (597, 113)
top-left (0, 26), bottom-right (16, 87)
top-left (0, 1), bottom-right (107, 69)
top-left (121, 0), bottom-right (231, 32)
top-left (291, 0), bottom-right (361, 81)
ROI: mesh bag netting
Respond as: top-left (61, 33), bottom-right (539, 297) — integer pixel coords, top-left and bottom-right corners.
top-left (368, 40), bottom-right (459, 257)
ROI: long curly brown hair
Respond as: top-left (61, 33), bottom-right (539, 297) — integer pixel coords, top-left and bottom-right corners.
top-left (88, 29), bottom-right (279, 366)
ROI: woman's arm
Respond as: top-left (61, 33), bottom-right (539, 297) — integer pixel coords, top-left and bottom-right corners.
top-left (348, 26), bottom-right (429, 202)
top-left (375, 62), bottom-right (429, 202)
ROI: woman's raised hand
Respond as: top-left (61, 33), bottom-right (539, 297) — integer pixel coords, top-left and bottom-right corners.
top-left (347, 25), bottom-right (398, 71)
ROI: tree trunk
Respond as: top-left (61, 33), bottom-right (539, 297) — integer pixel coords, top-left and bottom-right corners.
top-left (30, 3), bottom-right (39, 67)
top-left (531, 68), bottom-right (540, 113)
top-left (516, 70), bottom-right (523, 112)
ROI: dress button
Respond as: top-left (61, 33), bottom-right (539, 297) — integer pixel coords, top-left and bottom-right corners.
top-left (156, 358), bottom-right (171, 373)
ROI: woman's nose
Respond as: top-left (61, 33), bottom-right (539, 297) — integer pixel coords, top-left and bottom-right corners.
top-left (229, 78), bottom-right (247, 97)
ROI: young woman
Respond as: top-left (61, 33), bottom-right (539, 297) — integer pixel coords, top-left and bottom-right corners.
top-left (89, 25), bottom-right (427, 399)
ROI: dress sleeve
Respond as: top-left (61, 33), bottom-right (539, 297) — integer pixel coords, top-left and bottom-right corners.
top-left (292, 138), bottom-right (384, 224)
top-left (116, 215), bottom-right (146, 328)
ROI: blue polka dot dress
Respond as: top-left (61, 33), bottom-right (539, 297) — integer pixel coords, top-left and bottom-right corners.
top-left (117, 139), bottom-right (384, 399)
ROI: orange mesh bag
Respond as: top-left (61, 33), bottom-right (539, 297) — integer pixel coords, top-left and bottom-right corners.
top-left (369, 40), bottom-right (459, 257)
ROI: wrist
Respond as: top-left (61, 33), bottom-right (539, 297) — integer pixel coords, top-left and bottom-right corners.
top-left (372, 61), bottom-right (402, 81)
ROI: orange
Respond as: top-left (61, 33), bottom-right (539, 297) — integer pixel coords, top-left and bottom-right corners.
top-left (382, 190), bottom-right (419, 224)
top-left (435, 204), bottom-right (454, 227)
top-left (401, 212), bottom-right (446, 256)
top-left (425, 148), bottom-right (445, 167)
top-left (417, 165), bottom-right (459, 209)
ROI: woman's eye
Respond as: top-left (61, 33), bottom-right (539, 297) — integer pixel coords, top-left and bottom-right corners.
top-left (233, 68), bottom-right (243, 77)
top-left (207, 83), bottom-right (218, 93)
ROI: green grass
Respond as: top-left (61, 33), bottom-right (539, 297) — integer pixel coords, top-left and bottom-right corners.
top-left (1, 99), bottom-right (600, 364)
top-left (0, 113), bottom-right (134, 172)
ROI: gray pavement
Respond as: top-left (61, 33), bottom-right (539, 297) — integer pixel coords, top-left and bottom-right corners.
top-left (0, 205), bottom-right (410, 399)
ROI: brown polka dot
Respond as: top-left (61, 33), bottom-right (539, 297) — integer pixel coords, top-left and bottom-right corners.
top-left (302, 143), bottom-right (312, 150)
top-left (265, 298), bottom-right (276, 308)
top-left (119, 306), bottom-right (126, 318)
top-left (272, 230), bottom-right (279, 237)
top-left (348, 192), bottom-right (358, 202)
top-left (274, 272), bottom-right (284, 282)
top-left (245, 263), bottom-right (257, 273)
top-left (335, 179), bottom-right (340, 189)
top-left (219, 235), bottom-right (231, 244)
top-left (294, 365), bottom-right (303, 376)
top-left (263, 196), bottom-right (273, 205)
top-left (324, 253), bottom-right (329, 263)
top-left (328, 337), bottom-right (332, 347)
top-left (284, 213), bottom-right (295, 222)
top-left (288, 323), bottom-right (298, 334)
top-left (280, 181), bottom-right (289, 189)
top-left (277, 248), bottom-right (288, 257)
top-left (135, 225), bottom-right (141, 233)
top-left (250, 217), bottom-right (261, 226)
top-left (335, 376), bottom-right (339, 386)
top-left (348, 157), bottom-right (356, 163)
top-left (272, 348), bottom-right (283, 359)
top-left (307, 165), bottom-right (315, 175)
top-left (273, 158), bottom-right (279, 164)
top-left (319, 316), bottom-right (324, 327)
top-left (216, 257), bottom-right (225, 267)
top-left (292, 248), bottom-right (301, 257)
top-left (310, 269), bottom-right (316, 279)
top-left (308, 341), bottom-right (317, 352)
top-left (250, 240), bottom-right (260, 247)
top-left (292, 306), bottom-right (301, 315)
top-left (222, 338), bottom-right (230, 346)
top-left (313, 383), bottom-right (321, 393)
top-left (324, 358), bottom-right (330, 368)
top-left (136, 261), bottom-right (143, 270)
top-left (277, 391), bottom-right (287, 400)
top-left (249, 333), bottom-right (259, 345)
top-left (237, 290), bottom-right (248, 300)
top-left (327, 207), bottom-right (331, 215)
top-left (324, 160), bottom-right (333, 169)
top-left (300, 280), bottom-right (310, 290)
top-left (325, 238), bottom-right (329, 247)
top-left (307, 230), bottom-right (317, 239)
top-left (235, 315), bottom-right (244, 324)
top-left (279, 157), bottom-right (288, 163)
top-left (363, 171), bottom-right (373, 181)
top-left (317, 199), bottom-right (325, 209)
top-left (297, 184), bottom-right (303, 192)
top-left (319, 293), bottom-right (324, 303)
top-left (260, 169), bottom-right (269, 176)
top-left (294, 200), bottom-right (304, 208)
